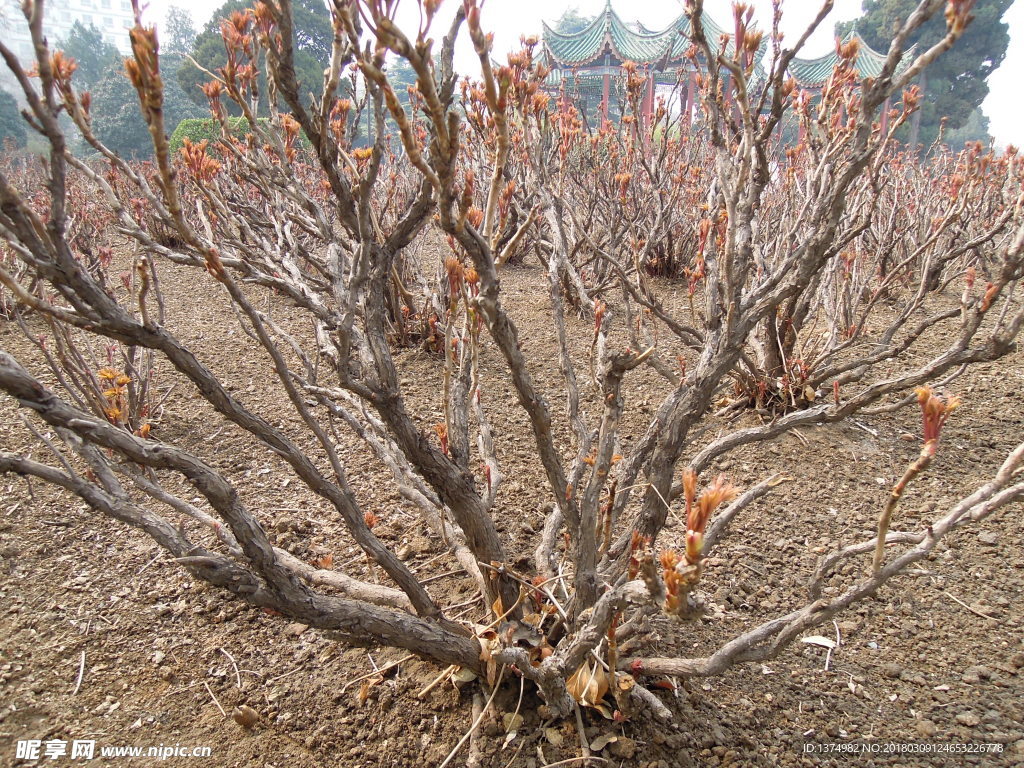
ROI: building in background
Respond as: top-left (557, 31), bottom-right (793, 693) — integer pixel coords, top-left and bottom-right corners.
top-left (1, 0), bottom-right (135, 60)
top-left (542, 1), bottom-right (899, 131)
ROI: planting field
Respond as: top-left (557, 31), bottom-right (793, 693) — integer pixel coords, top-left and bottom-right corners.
top-left (2, 260), bottom-right (1021, 767)
top-left (3, 1), bottom-right (1024, 766)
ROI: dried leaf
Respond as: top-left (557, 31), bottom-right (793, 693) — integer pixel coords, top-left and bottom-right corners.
top-left (566, 661), bottom-right (609, 709)
top-left (314, 553), bottom-right (333, 569)
top-left (502, 712), bottom-right (524, 732)
top-left (452, 666), bottom-right (478, 683)
top-left (803, 385), bottom-right (816, 401)
top-left (801, 635), bottom-right (837, 650)
top-left (357, 679), bottom-right (372, 705)
top-left (589, 733), bottom-right (618, 751)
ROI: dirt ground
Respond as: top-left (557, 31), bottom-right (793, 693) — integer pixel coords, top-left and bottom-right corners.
top-left (1, 258), bottom-right (1022, 768)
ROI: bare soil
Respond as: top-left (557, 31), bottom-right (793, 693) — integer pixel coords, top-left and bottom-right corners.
top-left (1, 259), bottom-right (1022, 768)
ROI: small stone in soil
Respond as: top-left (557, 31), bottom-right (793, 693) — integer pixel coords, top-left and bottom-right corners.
top-left (609, 737), bottom-right (637, 759)
top-left (962, 665), bottom-right (991, 684)
top-left (232, 705), bottom-right (260, 728)
top-left (955, 711), bottom-right (981, 727)
top-left (977, 531), bottom-right (999, 545)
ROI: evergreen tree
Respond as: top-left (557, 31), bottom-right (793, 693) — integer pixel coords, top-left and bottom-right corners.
top-left (837, 0), bottom-right (1010, 148)
top-left (0, 88), bottom-right (28, 148)
top-left (58, 21), bottom-right (121, 91)
top-left (90, 65), bottom-right (204, 159)
top-left (554, 7), bottom-right (596, 34)
top-left (176, 0), bottom-right (331, 114)
top-left (85, 6), bottom-right (204, 159)
top-left (163, 5), bottom-right (199, 58)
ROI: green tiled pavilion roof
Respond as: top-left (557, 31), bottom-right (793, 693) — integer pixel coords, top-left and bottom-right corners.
top-left (541, 2), bottom-right (898, 89)
top-left (787, 30), bottom-right (897, 87)
top-left (541, 1), bottom-right (733, 67)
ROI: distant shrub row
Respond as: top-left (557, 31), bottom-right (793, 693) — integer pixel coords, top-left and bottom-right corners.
top-left (168, 117), bottom-right (313, 157)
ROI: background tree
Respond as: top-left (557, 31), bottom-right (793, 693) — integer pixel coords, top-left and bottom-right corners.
top-left (162, 4), bottom-right (199, 58)
top-left (177, 0), bottom-right (331, 113)
top-left (554, 6), bottom-right (595, 34)
top-left (90, 68), bottom-right (203, 158)
top-left (0, 88), bottom-right (27, 148)
top-left (942, 106), bottom-right (992, 149)
top-left (838, 0), bottom-right (1011, 148)
top-left (58, 21), bottom-right (120, 91)
top-left (76, 7), bottom-right (203, 158)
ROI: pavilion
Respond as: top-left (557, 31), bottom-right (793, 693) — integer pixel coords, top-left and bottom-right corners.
top-left (541, 2), bottom-right (897, 131)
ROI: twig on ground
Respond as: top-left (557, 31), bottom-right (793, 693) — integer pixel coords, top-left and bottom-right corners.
top-left (416, 664), bottom-right (458, 699)
top-left (630, 683), bottom-right (671, 720)
top-left (466, 693), bottom-right (486, 768)
top-left (943, 591), bottom-right (998, 621)
top-left (538, 758), bottom-right (609, 768)
top-left (573, 702), bottom-right (591, 758)
top-left (72, 650), bottom-right (85, 695)
top-left (341, 654), bottom-right (415, 694)
top-left (438, 669), bottom-right (505, 768)
top-left (203, 680), bottom-right (227, 718)
top-left (218, 647), bottom-right (242, 689)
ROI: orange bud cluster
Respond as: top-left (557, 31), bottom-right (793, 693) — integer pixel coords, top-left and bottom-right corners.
top-left (682, 470), bottom-right (738, 565)
top-left (445, 255), bottom-right (464, 297)
top-left (628, 530), bottom-right (651, 580)
top-left (593, 299), bottom-right (607, 333)
top-left (49, 51), bottom-right (78, 96)
top-left (945, 0), bottom-right (977, 35)
top-left (901, 84), bottom-right (922, 114)
top-left (980, 282), bottom-right (999, 312)
top-left (837, 36), bottom-right (861, 63)
top-left (97, 367), bottom-right (132, 425)
top-left (613, 172), bottom-right (632, 200)
top-left (915, 386), bottom-right (960, 449)
top-left (124, 26), bottom-right (163, 120)
top-left (279, 113), bottom-right (301, 161)
top-left (329, 98), bottom-right (351, 143)
top-left (659, 548), bottom-right (687, 614)
top-left (434, 422), bottom-right (449, 455)
top-left (180, 138), bottom-right (221, 183)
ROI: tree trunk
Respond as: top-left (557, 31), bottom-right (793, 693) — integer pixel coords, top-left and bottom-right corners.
top-left (908, 69), bottom-right (927, 151)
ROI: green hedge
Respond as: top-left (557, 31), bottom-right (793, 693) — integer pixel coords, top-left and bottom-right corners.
top-left (168, 117), bottom-right (310, 156)
top-left (169, 117), bottom-right (252, 155)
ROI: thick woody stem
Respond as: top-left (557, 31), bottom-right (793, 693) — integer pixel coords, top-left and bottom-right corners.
top-left (873, 440), bottom-right (934, 573)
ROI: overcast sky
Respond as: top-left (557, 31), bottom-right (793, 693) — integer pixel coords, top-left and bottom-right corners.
top-left (139, 0), bottom-right (1024, 149)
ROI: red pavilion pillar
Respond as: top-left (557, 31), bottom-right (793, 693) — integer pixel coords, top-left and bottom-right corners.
top-left (641, 66), bottom-right (654, 130)
top-left (685, 70), bottom-right (697, 124)
top-left (680, 80), bottom-right (689, 126)
top-left (601, 69), bottom-right (611, 124)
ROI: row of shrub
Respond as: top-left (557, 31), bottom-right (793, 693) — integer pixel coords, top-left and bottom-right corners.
top-left (169, 117), bottom-right (317, 154)
top-left (168, 117), bottom-right (269, 155)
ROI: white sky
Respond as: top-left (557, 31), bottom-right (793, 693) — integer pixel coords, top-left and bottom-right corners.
top-left (138, 0), bottom-right (1024, 149)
